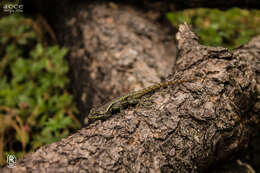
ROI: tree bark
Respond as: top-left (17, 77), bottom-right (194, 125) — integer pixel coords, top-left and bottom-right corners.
top-left (50, 2), bottom-right (178, 122)
top-left (2, 1), bottom-right (260, 173)
top-left (2, 21), bottom-right (259, 173)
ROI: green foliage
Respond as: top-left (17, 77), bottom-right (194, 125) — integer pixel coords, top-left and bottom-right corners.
top-left (0, 15), bottom-right (80, 164)
top-left (167, 8), bottom-right (260, 49)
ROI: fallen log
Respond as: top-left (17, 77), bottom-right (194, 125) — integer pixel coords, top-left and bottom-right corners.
top-left (1, 22), bottom-right (259, 172)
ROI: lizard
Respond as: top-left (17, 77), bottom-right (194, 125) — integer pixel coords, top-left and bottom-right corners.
top-left (84, 77), bottom-right (197, 125)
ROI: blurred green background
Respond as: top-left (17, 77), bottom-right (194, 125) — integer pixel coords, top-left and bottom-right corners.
top-left (0, 0), bottom-right (259, 170)
top-left (167, 8), bottom-right (260, 49)
top-left (0, 15), bottom-right (81, 164)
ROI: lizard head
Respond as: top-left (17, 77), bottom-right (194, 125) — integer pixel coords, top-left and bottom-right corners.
top-left (84, 108), bottom-right (104, 125)
top-left (88, 108), bottom-right (106, 118)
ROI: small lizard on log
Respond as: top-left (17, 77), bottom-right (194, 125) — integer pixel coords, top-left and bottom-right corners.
top-left (84, 78), bottom-right (198, 125)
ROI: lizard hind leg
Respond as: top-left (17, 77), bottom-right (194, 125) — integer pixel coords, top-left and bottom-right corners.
top-left (121, 98), bottom-right (140, 111)
top-left (112, 99), bottom-right (140, 114)
top-left (127, 98), bottom-right (140, 106)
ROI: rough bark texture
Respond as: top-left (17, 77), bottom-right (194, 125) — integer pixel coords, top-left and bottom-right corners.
top-left (51, 2), bottom-right (178, 122)
top-left (1, 19), bottom-right (260, 173)
top-left (2, 1), bottom-right (260, 173)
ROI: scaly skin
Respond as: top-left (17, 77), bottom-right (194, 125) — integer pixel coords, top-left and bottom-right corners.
top-left (84, 78), bottom-right (197, 125)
